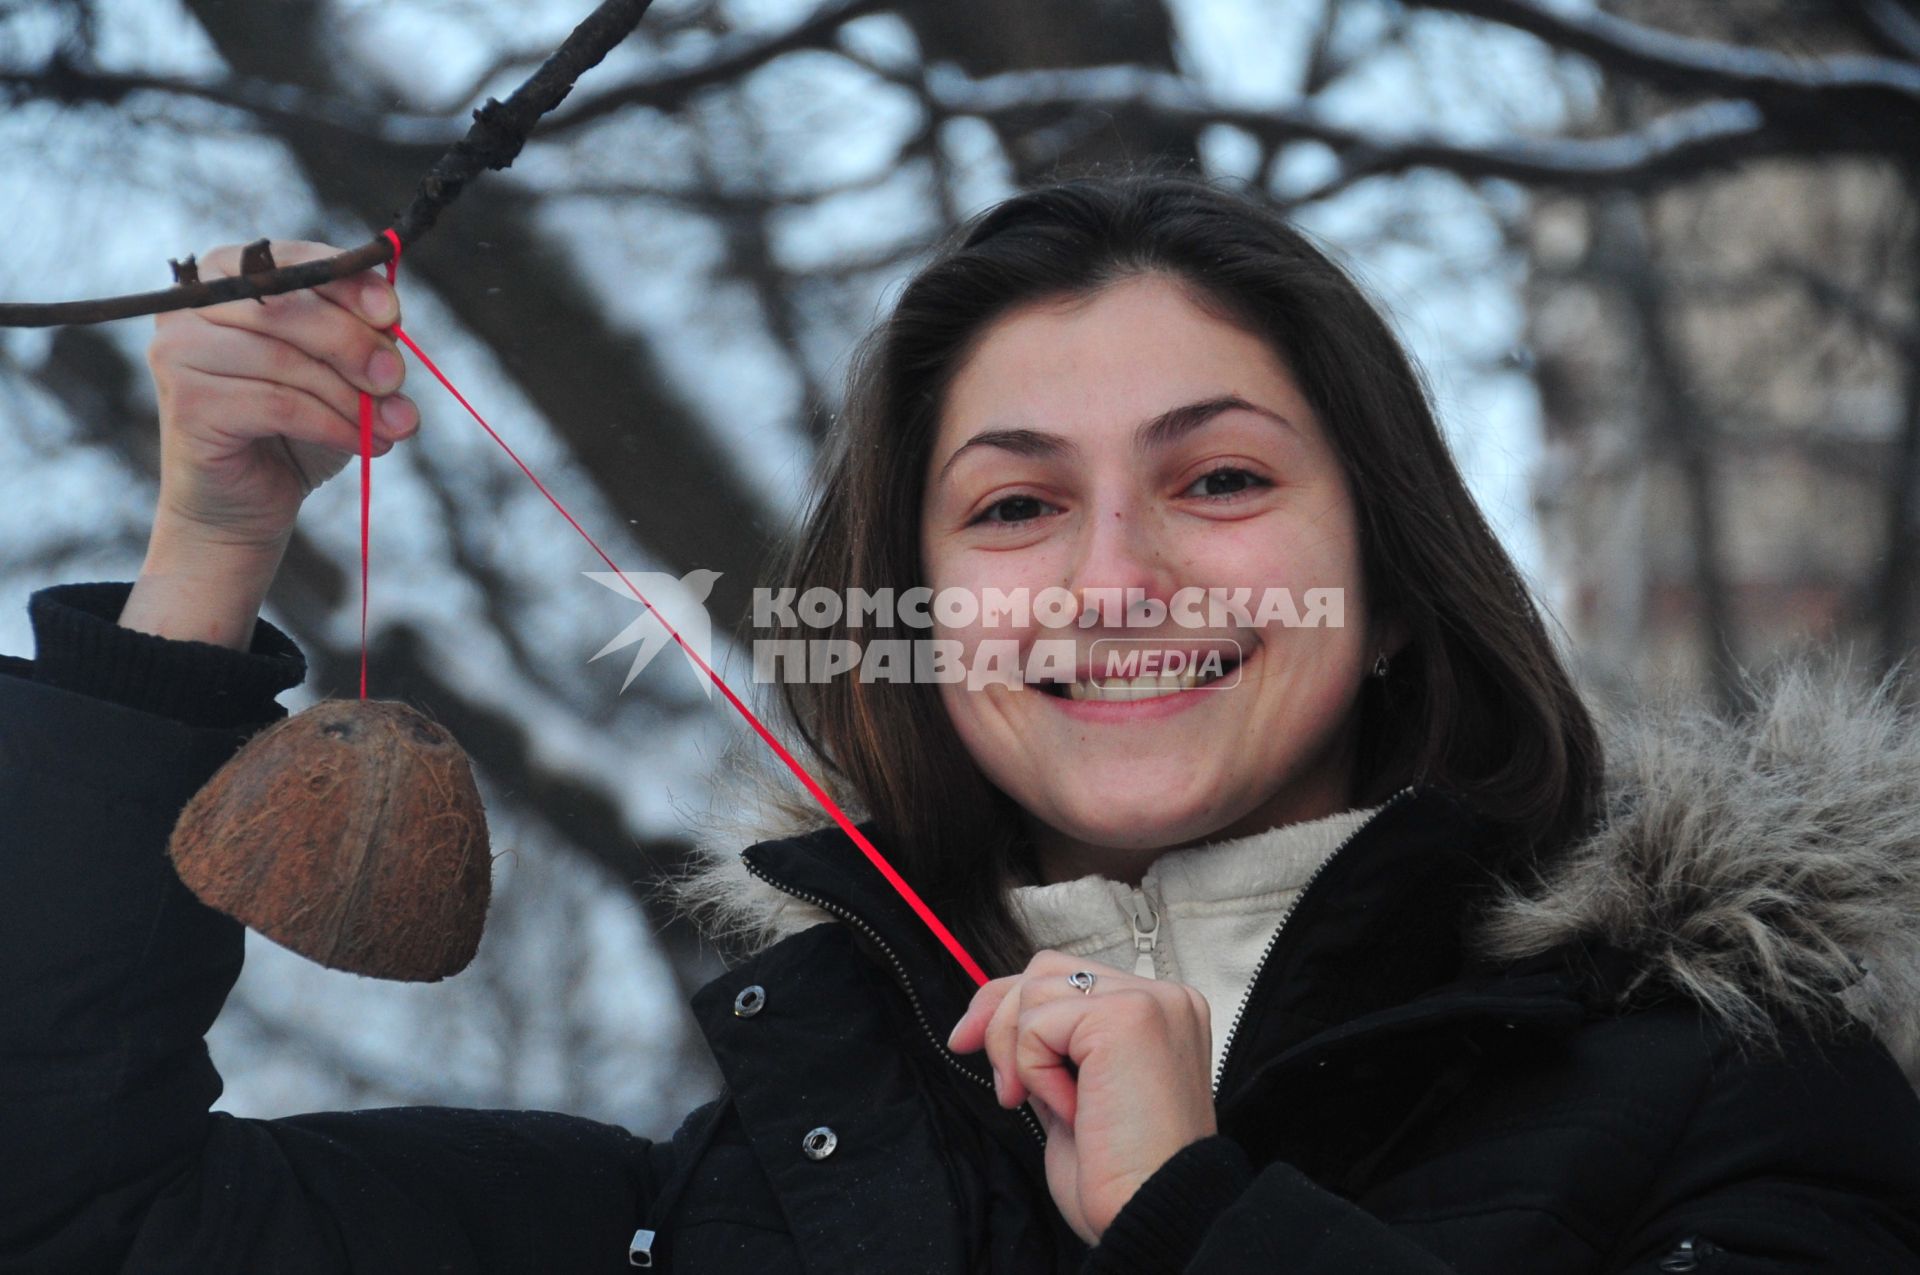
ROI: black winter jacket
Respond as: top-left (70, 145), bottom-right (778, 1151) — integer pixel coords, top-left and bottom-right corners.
top-left (4, 581), bottom-right (1920, 1274)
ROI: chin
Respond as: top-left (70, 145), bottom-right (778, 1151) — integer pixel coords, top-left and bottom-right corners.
top-left (1031, 780), bottom-right (1243, 856)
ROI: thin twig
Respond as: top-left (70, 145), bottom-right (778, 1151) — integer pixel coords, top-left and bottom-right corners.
top-left (1401, 0), bottom-right (1920, 103)
top-left (0, 0), bottom-right (656, 328)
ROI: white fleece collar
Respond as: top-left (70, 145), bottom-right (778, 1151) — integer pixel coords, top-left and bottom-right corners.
top-left (1007, 804), bottom-right (1383, 1089)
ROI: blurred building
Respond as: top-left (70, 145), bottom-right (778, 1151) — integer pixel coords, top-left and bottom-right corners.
top-left (1522, 4), bottom-right (1918, 701)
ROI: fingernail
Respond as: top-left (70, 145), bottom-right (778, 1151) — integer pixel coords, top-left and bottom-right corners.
top-left (379, 395), bottom-right (415, 434)
top-left (368, 349), bottom-right (403, 393)
top-left (991, 1066), bottom-right (1003, 1102)
top-left (361, 282), bottom-right (396, 325)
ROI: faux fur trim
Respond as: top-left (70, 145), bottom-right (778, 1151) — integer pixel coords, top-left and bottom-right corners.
top-left (670, 832), bottom-right (837, 954)
top-left (1474, 665), bottom-right (1920, 1088)
top-left (669, 665), bottom-right (1920, 1086)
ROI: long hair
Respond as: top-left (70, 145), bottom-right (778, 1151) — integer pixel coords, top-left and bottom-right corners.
top-left (734, 171), bottom-right (1602, 977)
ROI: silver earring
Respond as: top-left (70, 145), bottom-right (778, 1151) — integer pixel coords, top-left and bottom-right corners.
top-left (1372, 651), bottom-right (1390, 678)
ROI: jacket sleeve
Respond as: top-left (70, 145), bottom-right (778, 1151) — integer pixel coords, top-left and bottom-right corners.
top-left (1081, 1024), bottom-right (1920, 1275)
top-left (0, 583), bottom-right (677, 1274)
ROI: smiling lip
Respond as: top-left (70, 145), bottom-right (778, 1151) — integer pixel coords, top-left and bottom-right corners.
top-left (1051, 639), bottom-right (1245, 687)
top-left (1037, 642), bottom-right (1255, 722)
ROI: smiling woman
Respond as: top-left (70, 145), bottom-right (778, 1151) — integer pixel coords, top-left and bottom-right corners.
top-left (6, 172), bottom-right (1920, 1274)
top-left (762, 174), bottom-right (1602, 974)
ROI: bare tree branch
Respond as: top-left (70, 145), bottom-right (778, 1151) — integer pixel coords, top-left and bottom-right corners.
top-left (1836, 0), bottom-right (1920, 63)
top-left (0, 233), bottom-right (401, 328)
top-left (0, 58), bottom-right (457, 144)
top-left (538, 0), bottom-right (891, 134)
top-left (544, 108), bottom-right (933, 209)
top-left (1281, 102), bottom-right (1776, 202)
top-left (1772, 256), bottom-right (1920, 357)
top-left (0, 0), bottom-right (888, 150)
top-left (924, 66), bottom-right (1791, 195)
top-left (0, 0), bottom-right (658, 326)
top-left (1401, 0), bottom-right (1920, 111)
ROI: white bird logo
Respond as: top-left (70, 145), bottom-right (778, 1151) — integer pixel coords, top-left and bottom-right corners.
top-left (583, 568), bottom-right (723, 696)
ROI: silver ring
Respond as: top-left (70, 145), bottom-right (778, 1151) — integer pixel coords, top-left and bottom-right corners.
top-left (1067, 970), bottom-right (1096, 995)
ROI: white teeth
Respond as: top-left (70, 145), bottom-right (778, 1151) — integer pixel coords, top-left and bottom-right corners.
top-left (1063, 665), bottom-right (1226, 702)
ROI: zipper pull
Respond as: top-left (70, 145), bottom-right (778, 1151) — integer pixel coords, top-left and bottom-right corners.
top-left (1129, 887), bottom-right (1160, 979)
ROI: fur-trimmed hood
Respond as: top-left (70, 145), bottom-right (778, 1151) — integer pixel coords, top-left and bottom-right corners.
top-left (675, 666), bottom-right (1920, 1089)
top-left (1475, 666), bottom-right (1920, 1090)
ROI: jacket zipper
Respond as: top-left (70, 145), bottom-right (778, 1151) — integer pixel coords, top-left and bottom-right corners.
top-left (741, 860), bottom-right (1049, 1148)
top-left (1128, 887), bottom-right (1160, 979)
top-left (1211, 786), bottom-right (1416, 1098)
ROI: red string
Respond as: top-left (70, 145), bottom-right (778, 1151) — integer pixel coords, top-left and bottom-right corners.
top-left (356, 229), bottom-right (404, 700)
top-left (361, 228), bottom-right (988, 988)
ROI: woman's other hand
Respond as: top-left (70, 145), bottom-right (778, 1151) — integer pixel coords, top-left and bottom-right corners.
top-left (947, 951), bottom-right (1217, 1246)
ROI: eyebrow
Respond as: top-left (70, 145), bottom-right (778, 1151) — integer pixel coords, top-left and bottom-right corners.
top-left (934, 394), bottom-right (1293, 487)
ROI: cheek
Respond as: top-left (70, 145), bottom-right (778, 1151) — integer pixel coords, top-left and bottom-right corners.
top-left (923, 546), bottom-right (1064, 651)
top-left (1200, 510), bottom-right (1367, 617)
top-left (923, 555), bottom-right (1031, 738)
top-left (1234, 517), bottom-right (1371, 679)
top-left (934, 680), bottom-right (1032, 791)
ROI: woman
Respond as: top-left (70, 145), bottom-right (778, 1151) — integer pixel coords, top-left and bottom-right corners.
top-left (3, 173), bottom-right (1918, 1274)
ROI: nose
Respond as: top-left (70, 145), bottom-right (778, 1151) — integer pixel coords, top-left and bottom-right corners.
top-left (1065, 500), bottom-right (1179, 630)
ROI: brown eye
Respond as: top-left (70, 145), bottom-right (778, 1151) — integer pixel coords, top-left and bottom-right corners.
top-left (1183, 467), bottom-right (1268, 499)
top-left (973, 494), bottom-right (1057, 525)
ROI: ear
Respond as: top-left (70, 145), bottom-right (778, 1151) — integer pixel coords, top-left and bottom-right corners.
top-left (1370, 611), bottom-right (1410, 664)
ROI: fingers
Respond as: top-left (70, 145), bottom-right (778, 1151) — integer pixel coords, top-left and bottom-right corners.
top-left (1009, 995), bottom-right (1098, 1124)
top-left (173, 368), bottom-right (396, 459)
top-left (951, 950), bottom-right (1212, 1126)
top-left (979, 954), bottom-right (1093, 1108)
top-left (949, 949), bottom-right (1098, 1057)
top-left (953, 951), bottom-right (1119, 1108)
top-left (160, 322), bottom-right (416, 442)
top-left (947, 975), bottom-right (1018, 1055)
top-left (182, 240), bottom-right (405, 403)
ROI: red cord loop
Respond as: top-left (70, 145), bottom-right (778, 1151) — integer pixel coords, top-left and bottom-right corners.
top-left (351, 227), bottom-right (989, 986)
top-left (356, 230), bottom-right (404, 699)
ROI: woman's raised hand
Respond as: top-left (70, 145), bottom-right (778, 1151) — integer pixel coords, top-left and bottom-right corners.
top-left (147, 239), bottom-right (416, 549)
top-left (121, 240), bottom-right (419, 648)
top-left (947, 951), bottom-right (1218, 1247)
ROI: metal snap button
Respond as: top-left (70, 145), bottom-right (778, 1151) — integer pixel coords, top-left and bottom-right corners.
top-left (801, 1126), bottom-right (838, 1160)
top-left (1658, 1235), bottom-right (1712, 1272)
top-left (733, 985), bottom-right (766, 1018)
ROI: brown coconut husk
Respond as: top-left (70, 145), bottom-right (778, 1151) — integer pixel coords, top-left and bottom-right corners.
top-left (169, 698), bottom-right (492, 982)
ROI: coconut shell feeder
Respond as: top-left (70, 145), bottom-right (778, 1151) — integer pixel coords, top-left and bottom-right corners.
top-left (169, 699), bottom-right (491, 982)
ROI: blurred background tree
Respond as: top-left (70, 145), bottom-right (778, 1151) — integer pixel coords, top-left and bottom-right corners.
top-left (3, 0), bottom-right (1914, 1131)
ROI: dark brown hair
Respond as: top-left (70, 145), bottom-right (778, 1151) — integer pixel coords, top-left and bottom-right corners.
top-left (753, 171), bottom-right (1601, 976)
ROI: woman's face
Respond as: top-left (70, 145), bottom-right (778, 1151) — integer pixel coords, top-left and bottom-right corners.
top-left (919, 273), bottom-right (1387, 883)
